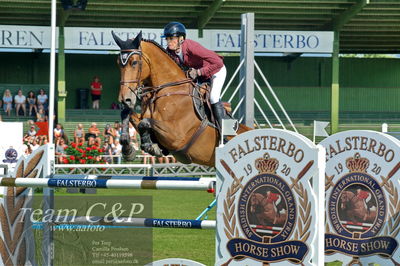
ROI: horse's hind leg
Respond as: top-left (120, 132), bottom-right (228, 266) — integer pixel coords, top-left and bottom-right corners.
top-left (138, 118), bottom-right (164, 157)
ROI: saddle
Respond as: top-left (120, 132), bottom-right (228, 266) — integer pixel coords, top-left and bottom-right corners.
top-left (191, 82), bottom-right (232, 130)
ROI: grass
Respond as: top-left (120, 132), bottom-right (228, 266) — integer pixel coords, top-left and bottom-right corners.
top-left (45, 188), bottom-right (216, 265)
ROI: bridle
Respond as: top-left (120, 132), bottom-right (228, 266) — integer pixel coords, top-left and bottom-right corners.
top-left (118, 48), bottom-right (194, 102)
top-left (119, 48), bottom-right (145, 101)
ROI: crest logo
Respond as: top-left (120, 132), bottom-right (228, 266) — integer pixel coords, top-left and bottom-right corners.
top-left (3, 147), bottom-right (18, 163)
top-left (321, 131), bottom-right (400, 265)
top-left (220, 153), bottom-right (313, 264)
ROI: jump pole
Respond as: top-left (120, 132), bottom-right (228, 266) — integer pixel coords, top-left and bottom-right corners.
top-left (33, 217), bottom-right (216, 230)
top-left (0, 177), bottom-right (216, 191)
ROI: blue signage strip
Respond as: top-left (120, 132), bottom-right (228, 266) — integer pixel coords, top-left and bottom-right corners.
top-left (227, 238), bottom-right (308, 263)
top-left (48, 179), bottom-right (107, 188)
top-left (325, 234), bottom-right (398, 258)
top-left (144, 218), bottom-right (202, 229)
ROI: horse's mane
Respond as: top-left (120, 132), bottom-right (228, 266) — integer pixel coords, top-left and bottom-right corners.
top-left (142, 39), bottom-right (185, 71)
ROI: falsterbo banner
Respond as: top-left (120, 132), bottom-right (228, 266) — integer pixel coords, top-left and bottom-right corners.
top-left (0, 25), bottom-right (333, 53)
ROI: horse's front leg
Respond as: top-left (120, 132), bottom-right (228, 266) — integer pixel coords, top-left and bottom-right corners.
top-left (138, 118), bottom-right (164, 157)
top-left (120, 107), bottom-right (136, 161)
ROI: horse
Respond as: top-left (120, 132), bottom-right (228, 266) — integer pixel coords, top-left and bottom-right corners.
top-left (339, 190), bottom-right (376, 223)
top-left (111, 31), bottom-right (251, 167)
top-left (249, 193), bottom-right (287, 226)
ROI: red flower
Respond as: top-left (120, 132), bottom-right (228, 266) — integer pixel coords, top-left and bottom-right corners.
top-left (69, 155), bottom-right (75, 161)
top-left (78, 148), bottom-right (84, 153)
top-left (78, 142), bottom-right (83, 147)
top-left (86, 147), bottom-right (91, 151)
top-left (88, 156), bottom-right (93, 160)
top-left (63, 158), bottom-right (69, 164)
top-left (79, 159), bottom-right (86, 164)
top-left (71, 143), bottom-right (77, 148)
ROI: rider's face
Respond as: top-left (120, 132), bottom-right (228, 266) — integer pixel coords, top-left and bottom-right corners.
top-left (166, 36), bottom-right (179, 50)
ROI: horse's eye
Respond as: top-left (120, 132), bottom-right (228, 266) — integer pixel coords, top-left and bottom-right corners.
top-left (131, 61), bottom-right (138, 67)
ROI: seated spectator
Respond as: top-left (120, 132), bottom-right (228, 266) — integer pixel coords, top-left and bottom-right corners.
top-left (36, 106), bottom-right (47, 122)
top-left (102, 139), bottom-right (113, 164)
top-left (129, 123), bottom-right (139, 150)
top-left (2, 89), bottom-right (12, 116)
top-left (54, 123), bottom-right (64, 145)
top-left (55, 138), bottom-right (68, 163)
top-left (37, 135), bottom-right (48, 146)
top-left (113, 121), bottom-right (121, 139)
top-left (74, 123), bottom-right (85, 144)
top-left (24, 125), bottom-right (37, 143)
top-left (111, 138), bottom-right (122, 163)
top-left (142, 150), bottom-right (155, 165)
top-left (14, 89), bottom-right (26, 116)
top-left (37, 89), bottom-right (48, 110)
top-left (27, 91), bottom-right (38, 116)
top-left (87, 122), bottom-right (101, 146)
top-left (30, 138), bottom-right (40, 151)
top-left (103, 124), bottom-right (114, 145)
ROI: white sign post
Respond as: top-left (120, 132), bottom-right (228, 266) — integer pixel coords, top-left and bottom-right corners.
top-left (215, 129), bottom-right (324, 265)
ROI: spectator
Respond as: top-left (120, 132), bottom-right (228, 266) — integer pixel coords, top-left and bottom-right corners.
top-left (90, 76), bottom-right (103, 109)
top-left (129, 122), bottom-right (139, 150)
top-left (55, 138), bottom-right (68, 163)
top-left (113, 121), bottom-right (121, 139)
top-left (27, 91), bottom-right (38, 116)
top-left (2, 89), bottom-right (12, 116)
top-left (102, 139), bottom-right (113, 164)
top-left (30, 138), bottom-right (40, 151)
top-left (74, 123), bottom-right (85, 144)
top-left (54, 123), bottom-right (64, 145)
top-left (111, 138), bottom-right (122, 163)
top-left (24, 125), bottom-right (37, 143)
top-left (14, 89), bottom-right (26, 116)
top-left (36, 106), bottom-right (47, 122)
top-left (37, 89), bottom-right (48, 110)
top-left (87, 122), bottom-right (101, 146)
top-left (103, 124), bottom-right (114, 145)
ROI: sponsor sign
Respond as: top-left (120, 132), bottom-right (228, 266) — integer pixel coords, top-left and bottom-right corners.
top-left (215, 129), bottom-right (324, 265)
top-left (320, 130), bottom-right (400, 265)
top-left (1, 25), bottom-right (333, 53)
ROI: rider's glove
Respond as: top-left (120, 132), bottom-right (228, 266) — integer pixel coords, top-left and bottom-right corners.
top-left (188, 68), bottom-right (200, 80)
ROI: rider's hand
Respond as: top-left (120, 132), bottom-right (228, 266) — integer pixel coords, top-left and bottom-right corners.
top-left (188, 68), bottom-right (199, 80)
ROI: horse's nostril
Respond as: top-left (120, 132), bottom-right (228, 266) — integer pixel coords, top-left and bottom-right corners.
top-left (125, 98), bottom-right (132, 104)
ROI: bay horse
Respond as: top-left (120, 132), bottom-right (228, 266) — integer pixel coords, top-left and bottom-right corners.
top-left (249, 193), bottom-right (287, 226)
top-left (111, 31), bottom-right (251, 167)
top-left (339, 190), bottom-right (376, 223)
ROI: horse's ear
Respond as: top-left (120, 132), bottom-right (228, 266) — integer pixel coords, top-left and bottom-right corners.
top-left (111, 31), bottom-right (124, 49)
top-left (132, 31), bottom-right (142, 49)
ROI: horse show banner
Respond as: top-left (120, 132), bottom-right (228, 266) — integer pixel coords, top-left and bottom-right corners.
top-left (215, 129), bottom-right (325, 265)
top-left (0, 25), bottom-right (333, 53)
top-left (320, 130), bottom-right (400, 265)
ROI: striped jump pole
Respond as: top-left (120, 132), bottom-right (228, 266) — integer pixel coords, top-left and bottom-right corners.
top-left (52, 174), bottom-right (209, 181)
top-left (0, 177), bottom-right (216, 191)
top-left (33, 216), bottom-right (216, 230)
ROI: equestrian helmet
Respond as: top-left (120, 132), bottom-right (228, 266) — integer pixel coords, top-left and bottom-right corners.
top-left (162, 22), bottom-right (186, 38)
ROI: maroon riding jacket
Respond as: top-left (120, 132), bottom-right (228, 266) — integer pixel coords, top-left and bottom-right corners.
top-left (167, 39), bottom-right (224, 79)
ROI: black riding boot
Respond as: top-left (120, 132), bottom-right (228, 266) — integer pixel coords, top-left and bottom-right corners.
top-left (212, 101), bottom-right (226, 129)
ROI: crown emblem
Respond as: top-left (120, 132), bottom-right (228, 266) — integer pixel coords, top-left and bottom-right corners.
top-left (346, 153), bottom-right (369, 173)
top-left (255, 153), bottom-right (279, 174)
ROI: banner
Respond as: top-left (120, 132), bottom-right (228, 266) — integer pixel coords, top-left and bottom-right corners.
top-left (1, 25), bottom-right (333, 53)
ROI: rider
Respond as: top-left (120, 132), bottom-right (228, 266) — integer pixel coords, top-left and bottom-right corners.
top-left (356, 188), bottom-right (372, 221)
top-left (162, 21), bottom-right (227, 129)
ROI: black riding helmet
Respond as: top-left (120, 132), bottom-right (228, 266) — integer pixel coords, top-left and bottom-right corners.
top-left (162, 22), bottom-right (186, 39)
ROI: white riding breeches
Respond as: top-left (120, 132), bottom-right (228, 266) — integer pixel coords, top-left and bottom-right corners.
top-left (210, 65), bottom-right (227, 104)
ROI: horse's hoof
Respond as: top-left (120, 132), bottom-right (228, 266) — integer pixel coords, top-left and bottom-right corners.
top-left (122, 144), bottom-right (136, 161)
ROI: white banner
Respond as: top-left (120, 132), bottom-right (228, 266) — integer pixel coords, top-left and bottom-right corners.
top-left (1, 25), bottom-right (333, 53)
